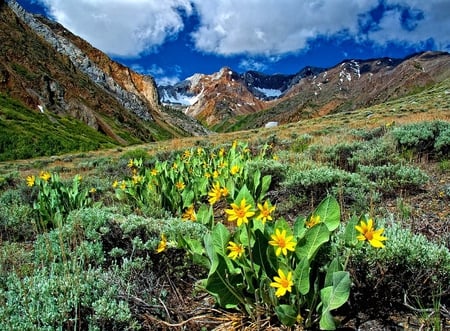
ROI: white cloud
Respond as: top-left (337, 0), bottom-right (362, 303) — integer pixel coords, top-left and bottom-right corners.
top-left (37, 0), bottom-right (193, 57)
top-left (33, 0), bottom-right (450, 59)
top-left (190, 0), bottom-right (379, 56)
top-left (367, 0), bottom-right (450, 51)
top-left (190, 0), bottom-right (450, 55)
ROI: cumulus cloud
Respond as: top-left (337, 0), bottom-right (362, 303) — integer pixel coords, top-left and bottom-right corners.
top-left (36, 0), bottom-right (193, 57)
top-left (34, 0), bottom-right (450, 59)
top-left (190, 0), bottom-right (450, 55)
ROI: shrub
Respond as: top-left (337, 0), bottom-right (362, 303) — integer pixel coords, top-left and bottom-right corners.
top-left (346, 221), bottom-right (450, 315)
top-left (390, 120), bottom-right (450, 159)
top-left (357, 163), bottom-right (428, 194)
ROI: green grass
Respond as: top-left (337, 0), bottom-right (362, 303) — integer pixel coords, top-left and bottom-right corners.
top-left (0, 94), bottom-right (119, 161)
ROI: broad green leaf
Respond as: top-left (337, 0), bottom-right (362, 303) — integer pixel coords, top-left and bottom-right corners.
top-left (293, 256), bottom-right (310, 295)
top-left (252, 229), bottom-right (275, 278)
top-left (235, 185), bottom-right (256, 207)
top-left (212, 223), bottom-right (230, 256)
top-left (181, 189), bottom-right (195, 208)
top-left (319, 310), bottom-right (336, 330)
top-left (275, 304), bottom-right (297, 326)
top-left (324, 258), bottom-right (343, 288)
top-left (258, 175), bottom-right (272, 201)
top-left (314, 196), bottom-right (340, 231)
top-left (344, 215), bottom-right (359, 247)
top-left (205, 254), bottom-right (244, 309)
top-left (293, 216), bottom-right (307, 240)
top-left (320, 271), bottom-right (351, 330)
top-left (296, 223), bottom-right (330, 260)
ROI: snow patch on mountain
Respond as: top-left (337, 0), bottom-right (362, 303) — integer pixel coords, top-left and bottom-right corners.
top-left (254, 87), bottom-right (283, 98)
top-left (161, 90), bottom-right (200, 106)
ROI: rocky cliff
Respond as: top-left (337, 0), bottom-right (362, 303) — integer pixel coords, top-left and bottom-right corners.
top-left (1, 0), bottom-right (209, 146)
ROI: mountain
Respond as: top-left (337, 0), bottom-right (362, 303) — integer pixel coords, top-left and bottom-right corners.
top-left (159, 51), bottom-right (450, 130)
top-left (0, 0), bottom-right (209, 159)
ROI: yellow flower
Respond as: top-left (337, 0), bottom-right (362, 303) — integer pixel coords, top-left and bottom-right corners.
top-left (197, 147), bottom-right (204, 156)
top-left (213, 170), bottom-right (219, 178)
top-left (232, 140), bottom-right (238, 149)
top-left (219, 148), bottom-right (225, 157)
top-left (151, 168), bottom-right (158, 176)
top-left (230, 165), bottom-right (240, 175)
top-left (175, 181), bottom-right (185, 190)
top-left (269, 229), bottom-right (296, 256)
top-left (305, 214), bottom-right (321, 228)
top-left (208, 182), bottom-right (222, 205)
top-left (182, 205), bottom-right (197, 221)
top-left (156, 234), bottom-right (167, 253)
top-left (204, 172), bottom-right (211, 179)
top-left (76, 174), bottom-right (82, 182)
top-left (355, 218), bottom-right (387, 248)
top-left (39, 171), bottom-right (51, 181)
top-left (225, 198), bottom-right (255, 227)
top-left (273, 155), bottom-right (279, 161)
top-left (220, 186), bottom-right (229, 197)
top-left (183, 150), bottom-right (191, 158)
top-left (127, 159), bottom-right (134, 168)
top-left (120, 180), bottom-right (127, 190)
top-left (89, 188), bottom-right (97, 193)
top-left (255, 201), bottom-right (275, 223)
top-left (26, 175), bottom-right (35, 187)
top-left (227, 241), bottom-right (245, 260)
top-left (270, 269), bottom-right (293, 297)
top-left (132, 175), bottom-right (143, 185)
top-left (172, 163), bottom-right (178, 170)
top-left (112, 180), bottom-right (119, 188)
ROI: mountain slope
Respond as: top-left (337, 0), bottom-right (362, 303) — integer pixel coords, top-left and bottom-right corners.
top-left (160, 52), bottom-right (450, 131)
top-left (0, 0), bottom-right (209, 160)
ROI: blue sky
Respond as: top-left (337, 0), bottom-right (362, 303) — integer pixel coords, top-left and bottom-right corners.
top-left (16, 0), bottom-right (450, 86)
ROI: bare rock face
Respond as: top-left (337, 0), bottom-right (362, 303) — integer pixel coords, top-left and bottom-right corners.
top-left (160, 52), bottom-right (450, 129)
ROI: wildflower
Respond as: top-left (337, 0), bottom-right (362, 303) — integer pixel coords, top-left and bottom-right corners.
top-left (270, 269), bottom-right (293, 297)
top-left (225, 198), bottom-right (255, 227)
top-left (230, 165), bottom-right (240, 175)
top-left (183, 150), bottom-right (191, 159)
top-left (227, 241), bottom-right (245, 260)
top-left (305, 214), bottom-right (321, 228)
top-left (213, 170), bottom-right (219, 178)
top-left (232, 140), bottom-right (237, 149)
top-left (273, 155), bottom-right (279, 161)
top-left (26, 175), bottom-right (35, 187)
top-left (220, 186), bottom-right (229, 197)
top-left (204, 172), bottom-right (211, 179)
top-left (355, 218), bottom-right (387, 248)
top-left (197, 147), bottom-right (204, 156)
top-left (89, 188), bottom-right (97, 193)
top-left (39, 171), bottom-right (51, 181)
top-left (132, 175), bottom-right (143, 185)
top-left (255, 201), bottom-right (275, 223)
top-left (175, 181), bottom-right (185, 190)
top-left (219, 148), bottom-right (225, 157)
top-left (112, 180), bottom-right (119, 188)
top-left (269, 229), bottom-right (296, 256)
top-left (156, 234), bottom-right (167, 253)
top-left (127, 159), bottom-right (134, 168)
top-left (120, 180), bottom-right (127, 190)
top-left (182, 205), bottom-right (197, 221)
top-left (172, 163), bottom-right (178, 170)
top-left (208, 182), bottom-right (222, 205)
top-left (151, 168), bottom-right (158, 176)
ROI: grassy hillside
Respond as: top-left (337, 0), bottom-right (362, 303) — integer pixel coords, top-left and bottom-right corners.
top-left (0, 94), bottom-right (123, 161)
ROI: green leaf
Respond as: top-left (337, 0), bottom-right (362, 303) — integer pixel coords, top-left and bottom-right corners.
top-left (275, 304), bottom-right (297, 326)
top-left (293, 256), bottom-right (310, 295)
top-left (259, 175), bottom-right (272, 201)
top-left (344, 215), bottom-right (359, 246)
top-left (205, 254), bottom-right (244, 309)
top-left (319, 271), bottom-right (351, 330)
top-left (324, 258), bottom-right (342, 288)
top-left (314, 196), bottom-right (340, 231)
top-left (212, 223), bottom-right (230, 257)
top-left (293, 216), bottom-right (307, 240)
top-left (252, 229), bottom-right (275, 278)
top-left (296, 223), bottom-right (330, 260)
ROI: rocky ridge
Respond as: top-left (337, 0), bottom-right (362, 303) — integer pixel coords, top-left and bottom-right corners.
top-left (160, 52), bottom-right (450, 129)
